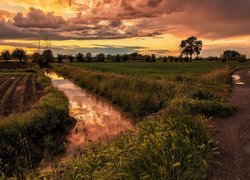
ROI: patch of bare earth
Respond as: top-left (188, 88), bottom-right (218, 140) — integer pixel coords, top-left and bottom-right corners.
top-left (210, 69), bottom-right (250, 180)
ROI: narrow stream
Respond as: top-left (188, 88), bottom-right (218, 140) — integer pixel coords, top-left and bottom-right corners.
top-left (45, 71), bottom-right (133, 154)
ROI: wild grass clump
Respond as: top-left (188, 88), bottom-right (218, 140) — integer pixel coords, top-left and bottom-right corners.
top-left (192, 88), bottom-right (219, 100)
top-left (54, 115), bottom-right (217, 179)
top-left (0, 75), bottom-right (71, 177)
top-left (200, 67), bottom-right (230, 85)
top-left (170, 98), bottom-right (236, 117)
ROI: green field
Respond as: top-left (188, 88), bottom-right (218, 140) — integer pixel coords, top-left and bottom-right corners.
top-left (70, 61), bottom-right (249, 76)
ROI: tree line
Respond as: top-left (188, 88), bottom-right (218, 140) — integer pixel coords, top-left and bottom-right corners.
top-left (0, 37), bottom-right (248, 66)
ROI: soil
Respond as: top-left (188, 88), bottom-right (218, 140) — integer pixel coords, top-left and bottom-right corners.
top-left (210, 69), bottom-right (250, 180)
top-left (0, 74), bottom-right (42, 117)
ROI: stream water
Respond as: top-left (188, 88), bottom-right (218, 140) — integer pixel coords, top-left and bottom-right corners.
top-left (232, 73), bottom-right (245, 85)
top-left (45, 71), bottom-right (133, 154)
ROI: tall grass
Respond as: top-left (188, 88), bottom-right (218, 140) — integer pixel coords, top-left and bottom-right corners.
top-left (52, 64), bottom-right (177, 117)
top-left (53, 115), bottom-right (218, 179)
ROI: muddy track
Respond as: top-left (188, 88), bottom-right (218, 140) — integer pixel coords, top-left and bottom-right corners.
top-left (210, 69), bottom-right (250, 180)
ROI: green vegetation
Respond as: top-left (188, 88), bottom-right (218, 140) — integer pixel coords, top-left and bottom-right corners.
top-left (58, 115), bottom-right (216, 179)
top-left (0, 67), bottom-right (71, 177)
top-left (69, 61), bottom-right (248, 77)
top-left (48, 62), bottom-right (248, 179)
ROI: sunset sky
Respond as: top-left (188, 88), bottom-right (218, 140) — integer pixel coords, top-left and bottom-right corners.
top-left (0, 0), bottom-right (250, 57)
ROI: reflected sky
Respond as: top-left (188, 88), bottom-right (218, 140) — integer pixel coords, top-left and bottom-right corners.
top-left (45, 72), bottom-right (133, 154)
top-left (232, 74), bottom-right (245, 85)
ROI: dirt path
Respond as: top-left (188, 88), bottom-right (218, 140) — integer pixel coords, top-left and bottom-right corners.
top-left (210, 69), bottom-right (250, 180)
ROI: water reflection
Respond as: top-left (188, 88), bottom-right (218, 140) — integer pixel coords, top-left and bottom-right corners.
top-left (45, 72), bottom-right (133, 154)
top-left (232, 74), bottom-right (245, 85)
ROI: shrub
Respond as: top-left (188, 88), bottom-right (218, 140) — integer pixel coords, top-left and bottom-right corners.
top-left (171, 98), bottom-right (236, 117)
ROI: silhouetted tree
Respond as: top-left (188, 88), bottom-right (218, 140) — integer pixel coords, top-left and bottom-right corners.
top-left (222, 50), bottom-right (241, 61)
top-left (151, 54), bottom-right (156, 62)
top-left (1, 50), bottom-right (11, 63)
top-left (12, 48), bottom-right (26, 62)
top-left (163, 56), bottom-right (168, 62)
top-left (68, 55), bottom-right (74, 62)
top-left (180, 36), bottom-right (202, 62)
top-left (115, 54), bottom-right (121, 62)
top-left (42, 49), bottom-right (54, 66)
top-left (76, 53), bottom-right (84, 62)
top-left (96, 53), bottom-right (105, 62)
top-left (121, 54), bottom-right (129, 62)
top-left (130, 52), bottom-right (139, 60)
top-left (86, 52), bottom-right (92, 62)
top-left (32, 52), bottom-right (45, 67)
top-left (239, 55), bottom-right (247, 63)
top-left (57, 54), bottom-right (63, 63)
top-left (145, 55), bottom-right (151, 62)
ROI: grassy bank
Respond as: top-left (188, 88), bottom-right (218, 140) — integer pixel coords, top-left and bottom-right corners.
top-left (49, 62), bottom-right (239, 179)
top-left (52, 63), bottom-right (235, 117)
top-left (0, 69), bottom-right (71, 177)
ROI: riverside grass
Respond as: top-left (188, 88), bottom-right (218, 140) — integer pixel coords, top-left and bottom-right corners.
top-left (49, 63), bottom-right (237, 179)
top-left (0, 70), bottom-right (71, 177)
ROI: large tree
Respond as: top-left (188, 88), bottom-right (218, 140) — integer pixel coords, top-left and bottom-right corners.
top-left (76, 53), bottom-right (84, 62)
top-left (12, 48), bottom-right (26, 62)
top-left (96, 53), bottom-right (105, 62)
top-left (85, 52), bottom-right (92, 62)
top-left (222, 50), bottom-right (246, 63)
top-left (1, 50), bottom-right (11, 63)
top-left (57, 54), bottom-right (64, 63)
top-left (179, 36), bottom-right (202, 62)
top-left (68, 55), bottom-right (74, 62)
top-left (42, 49), bottom-right (54, 63)
top-left (222, 50), bottom-right (241, 60)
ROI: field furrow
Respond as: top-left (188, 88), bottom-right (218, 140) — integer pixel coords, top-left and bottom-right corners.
top-left (19, 75), bottom-right (29, 113)
top-left (0, 75), bottom-right (8, 86)
top-left (0, 75), bottom-right (25, 116)
top-left (0, 76), bottom-right (17, 97)
top-left (23, 74), bottom-right (35, 111)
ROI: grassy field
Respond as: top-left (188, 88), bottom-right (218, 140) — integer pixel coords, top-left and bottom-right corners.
top-left (49, 61), bottom-right (250, 179)
top-left (70, 61), bottom-right (249, 77)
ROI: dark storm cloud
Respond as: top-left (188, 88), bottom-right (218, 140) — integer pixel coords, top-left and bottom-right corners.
top-left (0, 40), bottom-right (145, 55)
top-left (1, 0), bottom-right (250, 40)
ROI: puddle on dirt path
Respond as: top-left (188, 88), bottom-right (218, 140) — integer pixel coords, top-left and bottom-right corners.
top-left (232, 74), bottom-right (245, 85)
top-left (45, 71), bottom-right (133, 155)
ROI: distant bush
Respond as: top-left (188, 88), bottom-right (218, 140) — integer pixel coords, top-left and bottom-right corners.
top-left (192, 89), bottom-right (218, 100)
top-left (171, 98), bottom-right (236, 117)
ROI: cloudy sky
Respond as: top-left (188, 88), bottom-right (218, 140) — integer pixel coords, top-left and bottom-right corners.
top-left (0, 0), bottom-right (250, 57)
